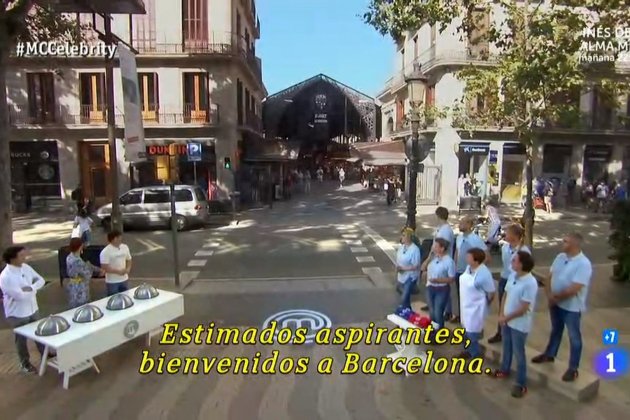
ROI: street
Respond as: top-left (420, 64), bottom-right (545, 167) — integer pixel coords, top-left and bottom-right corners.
top-left (1, 182), bottom-right (629, 419)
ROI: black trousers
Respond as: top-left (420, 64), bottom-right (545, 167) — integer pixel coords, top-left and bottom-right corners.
top-left (6, 311), bottom-right (45, 366)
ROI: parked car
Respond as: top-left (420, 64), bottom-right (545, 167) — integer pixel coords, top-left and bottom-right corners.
top-left (95, 185), bottom-right (210, 231)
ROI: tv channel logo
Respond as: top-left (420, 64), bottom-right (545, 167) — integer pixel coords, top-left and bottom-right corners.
top-left (602, 329), bottom-right (619, 346)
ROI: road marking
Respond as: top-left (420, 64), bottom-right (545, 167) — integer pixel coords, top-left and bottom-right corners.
top-left (362, 267), bottom-right (382, 274)
top-left (203, 242), bottom-right (222, 248)
top-left (356, 256), bottom-right (375, 263)
top-left (343, 239), bottom-right (362, 246)
top-left (336, 225), bottom-right (357, 231)
top-left (358, 224), bottom-right (397, 264)
top-left (195, 250), bottom-right (215, 257)
top-left (350, 247), bottom-right (368, 253)
top-left (262, 309), bottom-right (332, 344)
top-left (180, 271), bottom-right (200, 286)
top-left (341, 233), bottom-right (359, 238)
top-left (187, 259), bottom-right (207, 267)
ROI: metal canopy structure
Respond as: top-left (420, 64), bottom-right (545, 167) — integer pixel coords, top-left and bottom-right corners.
top-left (263, 74), bottom-right (378, 142)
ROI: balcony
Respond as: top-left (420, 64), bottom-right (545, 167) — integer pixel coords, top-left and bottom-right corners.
top-left (241, 110), bottom-right (263, 132)
top-left (389, 47), bottom-right (499, 93)
top-left (130, 32), bottom-right (263, 82)
top-left (9, 104), bottom-right (220, 127)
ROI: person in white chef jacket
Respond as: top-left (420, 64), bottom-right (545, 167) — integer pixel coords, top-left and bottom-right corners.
top-left (458, 247), bottom-right (496, 359)
top-left (0, 246), bottom-right (48, 373)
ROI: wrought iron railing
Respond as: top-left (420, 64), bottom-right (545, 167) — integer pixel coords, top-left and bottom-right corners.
top-left (9, 103), bottom-right (220, 126)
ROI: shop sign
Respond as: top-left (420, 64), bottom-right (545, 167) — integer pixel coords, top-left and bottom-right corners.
top-left (461, 144), bottom-right (489, 154)
top-left (187, 143), bottom-right (202, 162)
top-left (489, 150), bottom-right (498, 164)
top-left (147, 144), bottom-right (188, 155)
top-left (314, 113), bottom-right (327, 124)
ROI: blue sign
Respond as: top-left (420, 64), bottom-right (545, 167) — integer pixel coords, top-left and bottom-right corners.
top-left (187, 142), bottom-right (202, 162)
top-left (489, 150), bottom-right (498, 164)
top-left (603, 329), bottom-right (619, 345)
top-left (593, 348), bottom-right (629, 380)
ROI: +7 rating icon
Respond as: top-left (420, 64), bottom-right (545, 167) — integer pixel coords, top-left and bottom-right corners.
top-left (602, 329), bottom-right (619, 345)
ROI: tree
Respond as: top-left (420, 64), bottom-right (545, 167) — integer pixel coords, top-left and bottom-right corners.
top-left (364, 0), bottom-right (630, 247)
top-left (0, 1), bottom-right (84, 251)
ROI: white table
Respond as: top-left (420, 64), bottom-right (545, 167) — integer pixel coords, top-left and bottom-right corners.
top-left (386, 314), bottom-right (439, 376)
top-left (14, 287), bottom-right (184, 389)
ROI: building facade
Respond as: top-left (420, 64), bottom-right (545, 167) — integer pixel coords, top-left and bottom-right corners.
top-left (377, 5), bottom-right (630, 209)
top-left (7, 0), bottom-right (265, 206)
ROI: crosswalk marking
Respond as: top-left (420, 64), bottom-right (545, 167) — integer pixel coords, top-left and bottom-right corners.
top-left (343, 239), bottom-right (362, 246)
top-left (187, 259), bottom-right (208, 267)
top-left (341, 233), bottom-right (359, 238)
top-left (195, 250), bottom-right (215, 257)
top-left (350, 247), bottom-right (368, 253)
top-left (356, 256), bottom-right (375, 263)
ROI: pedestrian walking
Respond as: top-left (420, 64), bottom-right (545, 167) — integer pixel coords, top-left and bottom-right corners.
top-left (453, 216), bottom-right (489, 324)
top-left (396, 228), bottom-right (421, 310)
top-left (304, 170), bottom-right (311, 194)
top-left (421, 238), bottom-right (455, 330)
top-left (492, 250), bottom-right (538, 398)
top-left (458, 247), bottom-right (495, 359)
top-left (316, 167), bottom-right (324, 183)
top-left (65, 238), bottom-right (104, 308)
top-left (338, 168), bottom-right (345, 187)
top-left (0, 246), bottom-right (50, 373)
top-left (531, 232), bottom-right (592, 382)
top-left (73, 207), bottom-right (94, 246)
top-left (99, 230), bottom-right (133, 296)
top-left (488, 224), bottom-right (531, 344)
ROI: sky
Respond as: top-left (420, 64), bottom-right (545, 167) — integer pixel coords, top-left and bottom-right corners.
top-left (256, 0), bottom-right (394, 98)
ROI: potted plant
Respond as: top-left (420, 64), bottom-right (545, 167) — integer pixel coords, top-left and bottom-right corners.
top-left (608, 200), bottom-right (630, 282)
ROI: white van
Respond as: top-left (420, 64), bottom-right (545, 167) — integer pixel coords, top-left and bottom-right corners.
top-left (95, 185), bottom-right (210, 231)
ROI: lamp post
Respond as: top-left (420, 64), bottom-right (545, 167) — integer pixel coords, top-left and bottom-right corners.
top-left (404, 64), bottom-right (430, 230)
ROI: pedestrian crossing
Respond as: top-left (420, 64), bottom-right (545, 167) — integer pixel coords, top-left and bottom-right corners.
top-left (0, 323), bottom-right (625, 420)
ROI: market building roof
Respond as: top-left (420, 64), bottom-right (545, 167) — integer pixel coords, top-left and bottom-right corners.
top-left (262, 74), bottom-right (380, 142)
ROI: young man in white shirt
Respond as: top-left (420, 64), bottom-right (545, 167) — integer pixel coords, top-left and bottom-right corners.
top-left (0, 246), bottom-right (48, 373)
top-left (99, 230), bottom-right (132, 296)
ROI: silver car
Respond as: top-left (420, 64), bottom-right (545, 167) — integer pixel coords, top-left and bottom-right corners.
top-left (96, 185), bottom-right (211, 231)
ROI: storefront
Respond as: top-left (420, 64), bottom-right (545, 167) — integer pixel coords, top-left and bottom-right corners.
top-left (457, 142), bottom-right (490, 200)
top-left (583, 145), bottom-right (612, 183)
top-left (542, 144), bottom-right (572, 178)
top-left (10, 141), bottom-right (61, 198)
top-left (130, 140), bottom-right (217, 197)
top-left (500, 142), bottom-right (526, 203)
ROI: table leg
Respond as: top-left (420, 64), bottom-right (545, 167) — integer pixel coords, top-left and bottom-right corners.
top-left (91, 359), bottom-right (100, 374)
top-left (63, 372), bottom-right (70, 389)
top-left (39, 345), bottom-right (49, 377)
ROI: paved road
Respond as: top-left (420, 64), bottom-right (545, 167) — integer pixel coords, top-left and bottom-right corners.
top-left (2, 182), bottom-right (627, 418)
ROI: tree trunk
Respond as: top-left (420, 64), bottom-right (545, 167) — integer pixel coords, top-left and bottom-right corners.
top-left (0, 24), bottom-right (14, 252)
top-left (523, 142), bottom-right (535, 249)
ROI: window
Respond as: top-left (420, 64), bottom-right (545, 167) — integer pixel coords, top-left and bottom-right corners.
top-left (26, 73), bottom-right (55, 123)
top-left (194, 187), bottom-right (207, 202)
top-left (400, 48), bottom-right (405, 69)
top-left (245, 88), bottom-right (250, 118)
top-left (183, 72), bottom-right (209, 122)
top-left (426, 85), bottom-right (436, 107)
top-left (592, 86), bottom-right (613, 129)
top-left (468, 9), bottom-right (490, 58)
top-left (79, 73), bottom-right (106, 123)
top-left (174, 189), bottom-right (193, 202)
top-left (120, 190), bottom-right (143, 205)
top-left (138, 72), bottom-right (159, 120)
top-left (132, 0), bottom-right (156, 51)
top-left (236, 79), bottom-right (243, 124)
top-left (237, 12), bottom-right (241, 35)
top-left (542, 145), bottom-right (572, 174)
top-left (144, 189), bottom-right (170, 203)
top-left (182, 0), bottom-right (208, 48)
top-left (395, 100), bottom-right (405, 130)
top-left (413, 36), bottom-right (419, 58)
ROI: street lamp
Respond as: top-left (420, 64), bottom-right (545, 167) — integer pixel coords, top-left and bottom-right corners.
top-left (404, 63), bottom-right (430, 230)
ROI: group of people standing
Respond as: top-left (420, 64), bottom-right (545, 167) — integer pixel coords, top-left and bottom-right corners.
top-left (0, 230), bottom-right (133, 373)
top-left (395, 206), bottom-right (593, 398)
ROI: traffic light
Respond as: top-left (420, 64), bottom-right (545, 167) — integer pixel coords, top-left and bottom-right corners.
top-left (224, 157), bottom-right (232, 170)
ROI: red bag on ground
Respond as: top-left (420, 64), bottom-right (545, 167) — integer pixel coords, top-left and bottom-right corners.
top-left (408, 313), bottom-right (421, 325)
top-left (418, 317), bottom-right (431, 329)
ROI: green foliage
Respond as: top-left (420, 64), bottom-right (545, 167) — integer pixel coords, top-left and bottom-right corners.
top-left (2, 1), bottom-right (86, 48)
top-left (609, 201), bottom-right (630, 282)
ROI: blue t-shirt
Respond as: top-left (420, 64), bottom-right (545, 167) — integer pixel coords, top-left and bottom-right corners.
top-left (500, 243), bottom-right (531, 279)
top-left (396, 242), bottom-right (421, 284)
top-left (455, 232), bottom-right (487, 273)
top-left (434, 223), bottom-right (455, 258)
top-left (427, 255), bottom-right (456, 287)
top-left (503, 272), bottom-right (539, 333)
top-left (469, 264), bottom-right (496, 293)
top-left (550, 252), bottom-right (593, 312)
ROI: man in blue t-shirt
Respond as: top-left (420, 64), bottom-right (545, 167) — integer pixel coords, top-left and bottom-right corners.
top-left (531, 232), bottom-right (592, 383)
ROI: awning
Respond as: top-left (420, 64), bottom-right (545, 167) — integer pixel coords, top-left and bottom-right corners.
top-left (242, 139), bottom-right (301, 162)
top-left (351, 140), bottom-right (407, 166)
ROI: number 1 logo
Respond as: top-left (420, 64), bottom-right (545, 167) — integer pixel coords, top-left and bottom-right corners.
top-left (593, 348), bottom-right (629, 379)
